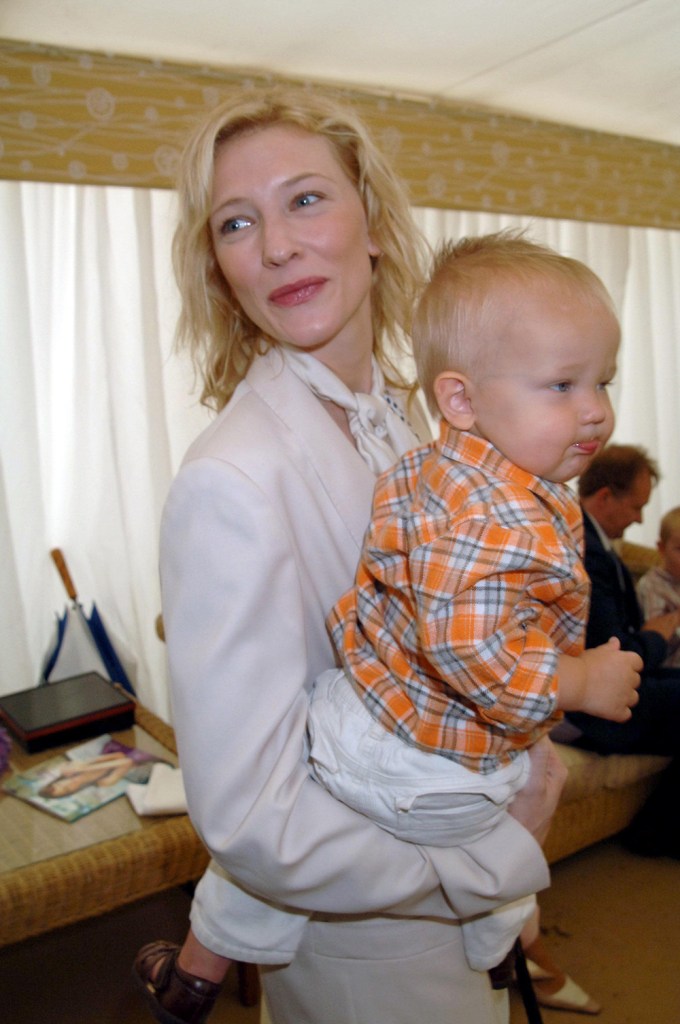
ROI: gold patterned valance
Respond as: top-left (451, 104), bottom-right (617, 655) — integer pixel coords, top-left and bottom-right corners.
top-left (1, 38), bottom-right (678, 229)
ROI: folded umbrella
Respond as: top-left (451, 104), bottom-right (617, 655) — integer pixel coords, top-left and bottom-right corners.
top-left (41, 549), bottom-right (136, 695)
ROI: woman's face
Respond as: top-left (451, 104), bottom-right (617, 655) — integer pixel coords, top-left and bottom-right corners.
top-left (209, 124), bottom-right (380, 381)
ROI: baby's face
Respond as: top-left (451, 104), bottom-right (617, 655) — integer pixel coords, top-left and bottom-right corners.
top-left (465, 277), bottom-right (619, 483)
top-left (660, 531), bottom-right (680, 581)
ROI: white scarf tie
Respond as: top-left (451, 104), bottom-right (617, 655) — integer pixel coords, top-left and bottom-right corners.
top-left (281, 348), bottom-right (418, 474)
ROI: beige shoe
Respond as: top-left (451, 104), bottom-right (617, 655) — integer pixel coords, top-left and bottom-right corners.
top-left (526, 959), bottom-right (602, 1015)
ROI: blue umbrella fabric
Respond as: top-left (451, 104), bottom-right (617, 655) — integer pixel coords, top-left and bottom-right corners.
top-left (42, 549), bottom-right (136, 695)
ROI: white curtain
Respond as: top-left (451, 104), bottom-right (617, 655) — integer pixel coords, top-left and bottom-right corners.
top-left (1, 182), bottom-right (678, 716)
top-left (1, 182), bottom-right (211, 716)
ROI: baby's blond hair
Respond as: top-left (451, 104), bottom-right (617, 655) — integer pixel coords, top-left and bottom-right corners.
top-left (659, 507), bottom-right (680, 544)
top-left (412, 229), bottom-right (616, 415)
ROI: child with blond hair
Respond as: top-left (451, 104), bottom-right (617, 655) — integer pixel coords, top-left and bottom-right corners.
top-left (637, 506), bottom-right (680, 667)
top-left (308, 230), bottom-right (642, 978)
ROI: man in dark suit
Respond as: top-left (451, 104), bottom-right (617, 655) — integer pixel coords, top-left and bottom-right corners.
top-left (567, 444), bottom-right (680, 855)
top-left (580, 445), bottom-right (671, 674)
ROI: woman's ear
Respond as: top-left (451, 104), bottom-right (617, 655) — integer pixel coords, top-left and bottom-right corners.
top-left (433, 371), bottom-right (476, 430)
top-left (368, 238), bottom-right (381, 258)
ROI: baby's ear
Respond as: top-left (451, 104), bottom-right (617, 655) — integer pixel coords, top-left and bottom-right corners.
top-left (433, 371), bottom-right (476, 430)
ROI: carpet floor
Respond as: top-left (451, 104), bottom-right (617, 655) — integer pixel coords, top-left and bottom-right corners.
top-left (510, 838), bottom-right (679, 1024)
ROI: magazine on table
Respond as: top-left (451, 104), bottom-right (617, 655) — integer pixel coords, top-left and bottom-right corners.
top-left (2, 734), bottom-right (169, 823)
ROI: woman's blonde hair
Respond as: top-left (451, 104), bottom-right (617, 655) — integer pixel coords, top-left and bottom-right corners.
top-left (413, 229), bottom-right (618, 414)
top-left (173, 86), bottom-right (427, 410)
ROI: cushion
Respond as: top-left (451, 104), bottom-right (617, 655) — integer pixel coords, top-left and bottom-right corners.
top-left (555, 742), bottom-right (670, 802)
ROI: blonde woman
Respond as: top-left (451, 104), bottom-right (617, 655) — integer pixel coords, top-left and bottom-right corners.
top-left (133, 88), bottom-right (564, 1024)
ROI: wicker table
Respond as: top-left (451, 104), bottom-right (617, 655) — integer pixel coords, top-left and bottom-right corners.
top-left (0, 703), bottom-right (210, 947)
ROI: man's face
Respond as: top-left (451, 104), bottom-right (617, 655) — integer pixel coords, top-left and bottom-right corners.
top-left (599, 469), bottom-right (652, 539)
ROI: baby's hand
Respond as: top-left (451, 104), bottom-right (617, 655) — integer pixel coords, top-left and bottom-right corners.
top-left (579, 637), bottom-right (642, 722)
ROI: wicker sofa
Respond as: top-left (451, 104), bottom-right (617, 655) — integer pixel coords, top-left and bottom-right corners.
top-left (543, 540), bottom-right (670, 864)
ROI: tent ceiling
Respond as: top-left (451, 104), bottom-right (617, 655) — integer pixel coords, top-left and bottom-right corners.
top-left (2, 0), bottom-right (679, 146)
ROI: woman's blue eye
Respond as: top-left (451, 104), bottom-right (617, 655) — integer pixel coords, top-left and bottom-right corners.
top-left (294, 192), bottom-right (321, 208)
top-left (222, 216), bottom-right (250, 234)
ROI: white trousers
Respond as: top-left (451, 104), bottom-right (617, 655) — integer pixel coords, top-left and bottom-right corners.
top-left (192, 865), bottom-right (510, 1024)
top-left (306, 669), bottom-right (536, 971)
top-left (260, 913), bottom-right (509, 1024)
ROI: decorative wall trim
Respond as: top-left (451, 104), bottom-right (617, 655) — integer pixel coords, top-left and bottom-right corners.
top-left (1, 38), bottom-right (678, 229)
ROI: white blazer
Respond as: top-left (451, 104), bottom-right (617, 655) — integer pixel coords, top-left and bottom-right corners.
top-left (160, 347), bottom-right (548, 928)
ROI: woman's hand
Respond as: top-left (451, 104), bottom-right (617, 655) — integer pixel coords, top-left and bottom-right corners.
top-left (508, 736), bottom-right (567, 847)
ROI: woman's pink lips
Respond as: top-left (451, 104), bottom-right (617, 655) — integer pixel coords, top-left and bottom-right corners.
top-left (268, 277), bottom-right (327, 307)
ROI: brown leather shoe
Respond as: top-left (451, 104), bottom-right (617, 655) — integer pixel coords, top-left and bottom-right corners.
top-left (133, 940), bottom-right (223, 1024)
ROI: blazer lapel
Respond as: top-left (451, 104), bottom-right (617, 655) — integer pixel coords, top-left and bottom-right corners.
top-left (583, 511), bottom-right (642, 628)
top-left (247, 349), bottom-right (378, 549)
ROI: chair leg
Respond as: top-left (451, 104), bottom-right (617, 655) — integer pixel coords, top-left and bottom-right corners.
top-left (236, 961), bottom-right (260, 1007)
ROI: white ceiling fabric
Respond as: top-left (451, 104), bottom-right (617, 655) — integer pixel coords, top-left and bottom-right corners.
top-left (2, 0), bottom-right (679, 146)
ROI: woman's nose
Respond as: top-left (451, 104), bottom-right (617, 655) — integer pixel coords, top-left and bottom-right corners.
top-left (261, 216), bottom-right (298, 267)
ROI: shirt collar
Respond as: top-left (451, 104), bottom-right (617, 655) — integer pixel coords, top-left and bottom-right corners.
top-left (437, 421), bottom-right (576, 515)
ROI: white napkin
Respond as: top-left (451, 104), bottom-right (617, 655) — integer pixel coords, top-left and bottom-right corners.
top-left (126, 762), bottom-right (188, 816)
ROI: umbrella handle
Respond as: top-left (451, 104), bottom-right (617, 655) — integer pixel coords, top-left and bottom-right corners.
top-left (50, 548), bottom-right (78, 601)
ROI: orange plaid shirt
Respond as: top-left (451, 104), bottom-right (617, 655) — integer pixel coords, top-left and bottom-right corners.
top-left (328, 424), bottom-right (589, 772)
